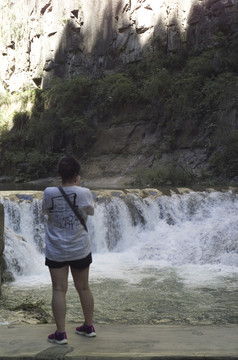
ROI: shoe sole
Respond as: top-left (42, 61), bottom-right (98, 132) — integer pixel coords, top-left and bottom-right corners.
top-left (48, 338), bottom-right (68, 345)
top-left (75, 330), bottom-right (96, 337)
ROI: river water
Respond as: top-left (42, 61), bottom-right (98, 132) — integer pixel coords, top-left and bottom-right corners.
top-left (0, 188), bottom-right (238, 326)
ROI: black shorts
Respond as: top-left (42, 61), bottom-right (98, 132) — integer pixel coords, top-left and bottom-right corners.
top-left (45, 253), bottom-right (92, 269)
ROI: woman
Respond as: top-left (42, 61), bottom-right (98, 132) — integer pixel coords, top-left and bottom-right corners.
top-left (42, 156), bottom-right (96, 344)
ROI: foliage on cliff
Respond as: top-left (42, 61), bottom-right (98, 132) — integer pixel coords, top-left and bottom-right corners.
top-left (0, 22), bottom-right (238, 184)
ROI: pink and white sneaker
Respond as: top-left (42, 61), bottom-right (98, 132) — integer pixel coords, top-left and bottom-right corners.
top-left (48, 331), bottom-right (68, 344)
top-left (75, 323), bottom-right (96, 337)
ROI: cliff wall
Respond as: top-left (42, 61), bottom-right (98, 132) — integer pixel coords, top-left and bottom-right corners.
top-left (0, 0), bottom-right (238, 188)
top-left (1, 0), bottom-right (237, 92)
top-left (0, 204), bottom-right (4, 292)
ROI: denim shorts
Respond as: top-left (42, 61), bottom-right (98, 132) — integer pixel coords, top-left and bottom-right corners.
top-left (45, 252), bottom-right (92, 269)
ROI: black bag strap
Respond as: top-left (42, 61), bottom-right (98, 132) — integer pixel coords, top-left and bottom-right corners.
top-left (58, 186), bottom-right (88, 232)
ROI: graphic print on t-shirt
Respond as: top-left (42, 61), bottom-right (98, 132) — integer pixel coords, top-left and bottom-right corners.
top-left (48, 193), bottom-right (80, 230)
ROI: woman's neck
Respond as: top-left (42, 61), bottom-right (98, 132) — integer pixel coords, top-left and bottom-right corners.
top-left (62, 182), bottom-right (75, 187)
top-left (62, 175), bottom-right (80, 187)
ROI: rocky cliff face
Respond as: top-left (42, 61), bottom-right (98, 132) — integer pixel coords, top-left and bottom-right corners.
top-left (1, 0), bottom-right (237, 92)
top-left (0, 0), bottom-right (238, 188)
top-left (0, 204), bottom-right (4, 292)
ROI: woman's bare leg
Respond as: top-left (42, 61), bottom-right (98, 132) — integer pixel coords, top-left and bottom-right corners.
top-left (49, 266), bottom-right (69, 333)
top-left (71, 266), bottom-right (94, 326)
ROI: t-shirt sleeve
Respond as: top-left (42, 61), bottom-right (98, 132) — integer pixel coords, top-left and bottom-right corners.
top-left (81, 189), bottom-right (94, 216)
top-left (42, 189), bottom-right (48, 214)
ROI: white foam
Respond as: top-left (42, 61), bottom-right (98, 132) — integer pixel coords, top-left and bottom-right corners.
top-left (2, 190), bottom-right (238, 287)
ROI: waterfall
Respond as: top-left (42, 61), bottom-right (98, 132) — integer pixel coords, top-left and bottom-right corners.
top-left (1, 190), bottom-right (238, 285)
top-left (1, 196), bottom-right (45, 282)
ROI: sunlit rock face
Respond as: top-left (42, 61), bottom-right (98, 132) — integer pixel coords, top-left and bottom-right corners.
top-left (0, 0), bottom-right (237, 92)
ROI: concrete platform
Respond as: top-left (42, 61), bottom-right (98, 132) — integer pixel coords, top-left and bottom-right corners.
top-left (0, 324), bottom-right (237, 359)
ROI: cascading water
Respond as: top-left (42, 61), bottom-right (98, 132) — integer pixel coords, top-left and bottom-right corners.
top-left (0, 189), bottom-right (238, 326)
top-left (1, 190), bottom-right (238, 284)
top-left (2, 196), bottom-right (45, 281)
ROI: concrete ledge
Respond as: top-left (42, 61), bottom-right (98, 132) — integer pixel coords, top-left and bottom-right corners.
top-left (0, 324), bottom-right (237, 359)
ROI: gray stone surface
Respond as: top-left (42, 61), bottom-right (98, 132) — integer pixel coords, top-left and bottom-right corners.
top-left (1, 0), bottom-right (238, 92)
top-left (0, 324), bottom-right (237, 359)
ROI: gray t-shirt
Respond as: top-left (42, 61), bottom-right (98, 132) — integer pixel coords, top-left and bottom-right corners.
top-left (42, 186), bottom-right (94, 262)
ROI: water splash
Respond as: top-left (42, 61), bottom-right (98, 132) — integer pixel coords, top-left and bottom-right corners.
top-left (2, 197), bottom-right (45, 281)
top-left (1, 190), bottom-right (238, 286)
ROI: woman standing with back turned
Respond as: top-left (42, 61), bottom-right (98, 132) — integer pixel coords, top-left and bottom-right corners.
top-left (42, 156), bottom-right (96, 344)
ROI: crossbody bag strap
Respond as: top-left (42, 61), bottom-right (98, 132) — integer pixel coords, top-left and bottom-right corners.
top-left (58, 186), bottom-right (88, 232)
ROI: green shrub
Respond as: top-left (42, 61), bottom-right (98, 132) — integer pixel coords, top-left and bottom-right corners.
top-left (210, 131), bottom-right (238, 178)
top-left (133, 163), bottom-right (196, 187)
top-left (186, 52), bottom-right (217, 77)
top-left (0, 77), bottom-right (98, 179)
top-left (12, 111), bottom-right (30, 130)
top-left (145, 68), bottom-right (172, 101)
top-left (0, 150), bottom-right (26, 175)
top-left (27, 151), bottom-right (59, 179)
top-left (45, 77), bottom-right (93, 115)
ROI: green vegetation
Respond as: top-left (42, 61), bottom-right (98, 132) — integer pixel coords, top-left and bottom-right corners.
top-left (0, 93), bottom-right (10, 108)
top-left (133, 163), bottom-right (196, 187)
top-left (0, 17), bottom-right (238, 184)
top-left (0, 79), bottom-right (98, 179)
